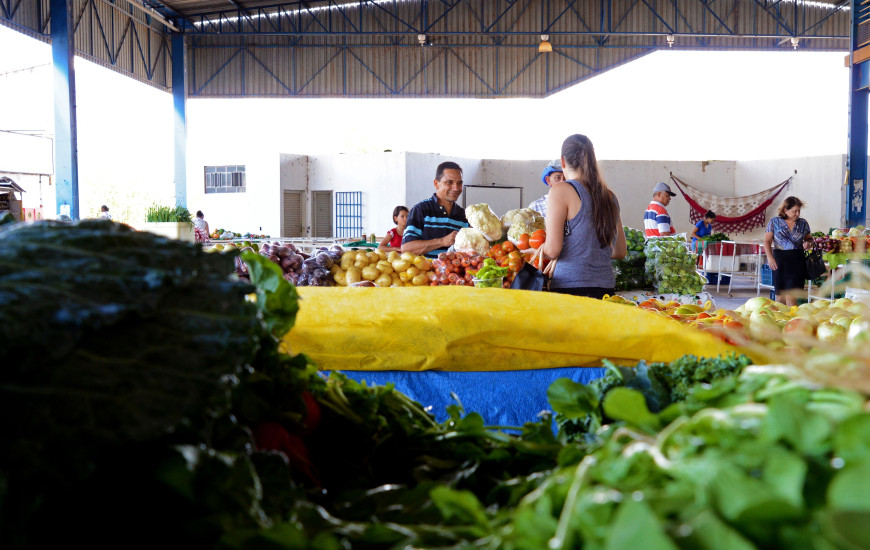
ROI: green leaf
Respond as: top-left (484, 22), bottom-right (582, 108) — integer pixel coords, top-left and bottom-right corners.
top-left (820, 510), bottom-right (870, 550)
top-left (763, 394), bottom-right (831, 456)
top-left (833, 414), bottom-right (870, 466)
top-left (603, 388), bottom-right (659, 431)
top-left (243, 251), bottom-right (299, 339)
top-left (828, 461), bottom-right (870, 512)
top-left (430, 486), bottom-right (491, 529)
top-left (763, 446), bottom-right (807, 510)
top-left (712, 464), bottom-right (803, 522)
top-left (548, 378), bottom-right (599, 419)
top-left (604, 499), bottom-right (679, 550)
top-left (455, 412), bottom-right (486, 432)
top-left (681, 510), bottom-right (757, 550)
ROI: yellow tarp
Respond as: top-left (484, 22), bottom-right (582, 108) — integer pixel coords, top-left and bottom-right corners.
top-left (284, 286), bottom-right (740, 371)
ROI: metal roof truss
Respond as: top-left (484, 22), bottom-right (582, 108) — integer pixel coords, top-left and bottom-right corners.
top-left (0, 0), bottom-right (852, 97)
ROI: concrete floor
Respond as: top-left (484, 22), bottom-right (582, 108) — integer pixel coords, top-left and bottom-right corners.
top-left (705, 275), bottom-right (765, 311)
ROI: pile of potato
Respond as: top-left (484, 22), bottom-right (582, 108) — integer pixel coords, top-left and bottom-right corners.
top-left (334, 249), bottom-right (431, 287)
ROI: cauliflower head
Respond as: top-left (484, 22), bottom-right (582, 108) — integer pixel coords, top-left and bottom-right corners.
top-left (507, 221), bottom-right (536, 244)
top-left (454, 228), bottom-right (492, 256)
top-left (501, 208), bottom-right (538, 229)
top-left (466, 203), bottom-right (503, 241)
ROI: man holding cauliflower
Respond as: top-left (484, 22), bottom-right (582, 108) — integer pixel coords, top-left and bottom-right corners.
top-left (402, 161), bottom-right (470, 256)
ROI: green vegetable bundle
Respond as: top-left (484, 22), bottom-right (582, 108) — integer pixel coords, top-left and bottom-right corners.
top-left (612, 250), bottom-right (648, 291)
top-left (513, 362), bottom-right (870, 550)
top-left (698, 232), bottom-right (731, 242)
top-left (145, 203), bottom-right (193, 223)
top-left (473, 257), bottom-right (509, 287)
top-left (644, 235), bottom-right (704, 295)
top-left (625, 226), bottom-right (646, 252)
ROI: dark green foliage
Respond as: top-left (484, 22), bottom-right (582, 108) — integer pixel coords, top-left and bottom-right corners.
top-left (552, 353), bottom-right (752, 442)
top-left (0, 220), bottom-right (281, 547)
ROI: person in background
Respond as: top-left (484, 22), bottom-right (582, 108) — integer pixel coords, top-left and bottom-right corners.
top-left (193, 210), bottom-right (211, 243)
top-left (643, 182), bottom-right (677, 237)
top-left (764, 196), bottom-right (811, 307)
top-left (99, 205), bottom-right (111, 220)
top-left (690, 210), bottom-right (717, 250)
top-left (401, 161), bottom-right (469, 256)
top-left (379, 206), bottom-right (409, 251)
top-left (528, 159), bottom-right (565, 217)
top-left (540, 134), bottom-right (627, 299)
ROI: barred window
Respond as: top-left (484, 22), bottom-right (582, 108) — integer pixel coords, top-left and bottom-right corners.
top-left (204, 165), bottom-right (246, 194)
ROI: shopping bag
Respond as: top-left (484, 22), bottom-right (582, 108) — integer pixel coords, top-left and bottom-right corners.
top-left (511, 247), bottom-right (549, 291)
top-left (510, 261), bottom-right (546, 291)
top-left (805, 246), bottom-right (827, 280)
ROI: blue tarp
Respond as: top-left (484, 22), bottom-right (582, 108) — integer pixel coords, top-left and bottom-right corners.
top-left (340, 367), bottom-right (607, 426)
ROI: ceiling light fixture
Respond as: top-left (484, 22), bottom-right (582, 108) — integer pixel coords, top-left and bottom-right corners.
top-left (538, 34), bottom-right (553, 53)
top-left (790, 37), bottom-right (800, 49)
top-left (418, 34), bottom-right (427, 47)
top-left (666, 34), bottom-right (675, 47)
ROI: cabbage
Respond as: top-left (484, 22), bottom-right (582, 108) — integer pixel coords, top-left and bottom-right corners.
top-left (466, 203), bottom-right (502, 241)
top-left (454, 227), bottom-right (491, 256)
top-left (507, 221), bottom-right (536, 244)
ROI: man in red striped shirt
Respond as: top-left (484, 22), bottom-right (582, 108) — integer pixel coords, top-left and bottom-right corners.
top-left (643, 182), bottom-right (677, 237)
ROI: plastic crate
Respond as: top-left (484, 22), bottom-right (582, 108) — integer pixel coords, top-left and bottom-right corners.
top-left (760, 264), bottom-right (773, 286)
top-left (705, 272), bottom-right (731, 285)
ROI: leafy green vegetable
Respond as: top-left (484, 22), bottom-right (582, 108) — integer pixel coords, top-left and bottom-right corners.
top-left (7, 220), bottom-right (870, 550)
top-left (145, 203), bottom-right (193, 223)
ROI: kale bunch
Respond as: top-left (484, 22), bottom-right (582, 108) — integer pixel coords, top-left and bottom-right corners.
top-left (0, 220), bottom-right (285, 547)
top-left (551, 353), bottom-right (752, 443)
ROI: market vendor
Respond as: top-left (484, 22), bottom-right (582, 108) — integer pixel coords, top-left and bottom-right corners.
top-left (401, 161), bottom-right (469, 256)
top-left (644, 182), bottom-right (677, 237)
top-left (690, 210), bottom-right (717, 249)
top-left (528, 159), bottom-right (565, 217)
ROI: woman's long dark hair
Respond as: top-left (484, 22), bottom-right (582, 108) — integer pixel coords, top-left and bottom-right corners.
top-left (561, 134), bottom-right (618, 248)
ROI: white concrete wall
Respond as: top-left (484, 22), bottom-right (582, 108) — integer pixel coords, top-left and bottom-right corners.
top-left (735, 155), bottom-right (846, 241)
top-left (481, 159), bottom-right (551, 211)
top-left (309, 152), bottom-right (407, 239)
top-left (0, 132), bottom-right (52, 175)
top-left (475, 158), bottom-right (738, 233)
top-left (600, 160), bottom-right (737, 233)
top-left (263, 152), bottom-right (847, 242)
top-left (187, 149), bottom-right (281, 238)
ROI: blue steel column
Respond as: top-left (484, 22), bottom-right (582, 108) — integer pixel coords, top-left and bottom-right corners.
top-left (172, 33), bottom-right (188, 207)
top-left (848, 0), bottom-right (868, 227)
top-left (50, 0), bottom-right (79, 220)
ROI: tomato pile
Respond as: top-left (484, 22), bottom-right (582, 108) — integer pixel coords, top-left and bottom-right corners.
top-left (429, 251), bottom-right (495, 286)
top-left (422, 229), bottom-right (550, 289)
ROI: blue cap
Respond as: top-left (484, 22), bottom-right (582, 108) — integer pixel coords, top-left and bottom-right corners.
top-left (541, 159), bottom-right (563, 186)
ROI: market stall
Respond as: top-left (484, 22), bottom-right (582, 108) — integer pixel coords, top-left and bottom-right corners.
top-left (0, 177), bottom-right (24, 221)
top-left (286, 286), bottom-right (736, 424)
top-left (5, 217), bottom-right (870, 549)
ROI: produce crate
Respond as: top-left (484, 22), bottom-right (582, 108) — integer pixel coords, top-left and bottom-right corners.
top-left (344, 240), bottom-right (378, 248)
top-left (705, 272), bottom-right (731, 286)
top-left (760, 264), bottom-right (773, 286)
top-left (845, 287), bottom-right (870, 305)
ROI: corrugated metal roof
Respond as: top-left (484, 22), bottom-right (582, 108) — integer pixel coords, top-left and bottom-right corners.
top-left (0, 0), bottom-right (853, 97)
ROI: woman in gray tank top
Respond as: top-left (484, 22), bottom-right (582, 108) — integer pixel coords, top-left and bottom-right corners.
top-left (540, 134), bottom-right (627, 299)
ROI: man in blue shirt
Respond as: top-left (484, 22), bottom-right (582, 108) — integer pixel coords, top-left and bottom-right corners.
top-left (402, 161), bottom-right (470, 256)
top-left (528, 159), bottom-right (565, 217)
